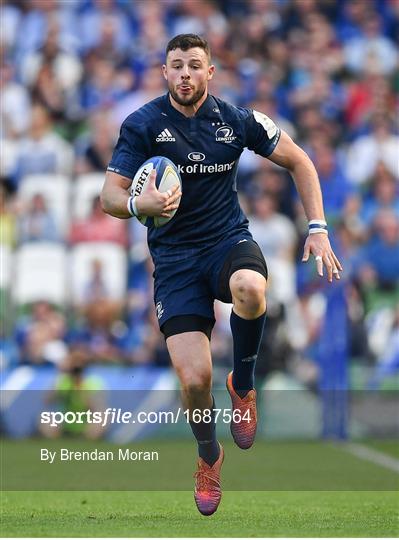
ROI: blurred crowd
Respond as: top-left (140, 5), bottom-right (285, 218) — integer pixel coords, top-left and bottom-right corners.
top-left (1, 0), bottom-right (398, 390)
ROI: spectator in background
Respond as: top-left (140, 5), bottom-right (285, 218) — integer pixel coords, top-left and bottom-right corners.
top-left (0, 60), bottom-right (32, 191)
top-left (0, 62), bottom-right (31, 138)
top-left (333, 222), bottom-right (371, 362)
top-left (360, 164), bottom-right (399, 227)
top-left (304, 11), bottom-right (344, 77)
top-left (333, 220), bottom-right (363, 280)
top-left (15, 300), bottom-right (67, 366)
top-left (0, 134), bottom-right (19, 194)
top-left (0, 2), bottom-right (22, 53)
top-left (112, 63), bottom-right (165, 126)
top-left (344, 73), bottom-right (395, 131)
top-left (14, 103), bottom-right (74, 184)
top-left (79, 0), bottom-right (133, 56)
top-left (209, 66), bottom-right (241, 105)
top-left (75, 109), bottom-right (116, 175)
top-left (210, 302), bottom-right (233, 368)
top-left (132, 1), bottom-right (168, 67)
top-left (14, 0), bottom-right (79, 61)
top-left (83, 259), bottom-right (110, 305)
top-left (69, 299), bottom-right (130, 364)
top-left (290, 69), bottom-right (345, 124)
top-left (39, 348), bottom-right (106, 440)
top-left (248, 191), bottom-right (298, 307)
top-left (310, 139), bottom-right (356, 224)
top-left (0, 184), bottom-right (16, 248)
top-left (295, 104), bottom-right (339, 146)
top-left (346, 116), bottom-right (399, 186)
top-left (359, 210), bottom-right (399, 291)
top-left (20, 17), bottom-right (82, 103)
top-left (18, 193), bottom-right (60, 244)
top-left (126, 252), bottom-right (155, 356)
top-left (80, 56), bottom-right (127, 112)
top-left (0, 327), bottom-right (20, 371)
top-left (343, 15), bottom-right (398, 76)
top-left (84, 11), bottom-right (132, 67)
top-left (247, 160), bottom-right (295, 220)
top-left (336, 0), bottom-right (370, 42)
top-left (130, 307), bottom-right (170, 366)
top-left (30, 62), bottom-right (69, 122)
top-left (69, 195), bottom-right (128, 247)
top-left (368, 307), bottom-right (399, 389)
top-left (232, 11), bottom-right (268, 64)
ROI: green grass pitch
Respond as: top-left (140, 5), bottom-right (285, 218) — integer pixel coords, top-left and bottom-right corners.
top-left (1, 439), bottom-right (398, 537)
top-left (2, 490), bottom-right (398, 537)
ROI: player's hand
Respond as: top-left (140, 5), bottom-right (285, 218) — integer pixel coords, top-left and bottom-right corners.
top-left (135, 170), bottom-right (181, 218)
top-left (302, 233), bottom-right (343, 282)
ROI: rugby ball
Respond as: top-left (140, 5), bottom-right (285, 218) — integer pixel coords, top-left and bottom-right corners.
top-left (130, 156), bottom-right (182, 228)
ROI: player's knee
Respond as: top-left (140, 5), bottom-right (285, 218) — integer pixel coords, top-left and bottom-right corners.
top-left (230, 271), bottom-right (266, 313)
top-left (180, 373), bottom-right (212, 396)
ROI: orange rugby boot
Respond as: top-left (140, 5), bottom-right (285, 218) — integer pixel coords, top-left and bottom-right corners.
top-left (226, 371), bottom-right (257, 449)
top-left (193, 443), bottom-right (224, 516)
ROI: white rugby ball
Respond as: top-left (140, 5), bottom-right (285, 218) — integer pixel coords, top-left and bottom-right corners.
top-left (130, 156), bottom-right (182, 227)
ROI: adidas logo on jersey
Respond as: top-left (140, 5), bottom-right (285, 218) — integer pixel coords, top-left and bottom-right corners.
top-left (156, 128), bottom-right (176, 142)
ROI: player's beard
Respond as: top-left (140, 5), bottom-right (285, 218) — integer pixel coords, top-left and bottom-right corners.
top-left (169, 82), bottom-right (207, 107)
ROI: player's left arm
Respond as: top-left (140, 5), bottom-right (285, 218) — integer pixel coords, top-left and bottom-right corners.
top-left (268, 130), bottom-right (343, 282)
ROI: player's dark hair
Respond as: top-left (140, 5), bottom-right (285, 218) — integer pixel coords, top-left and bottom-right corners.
top-left (166, 34), bottom-right (211, 62)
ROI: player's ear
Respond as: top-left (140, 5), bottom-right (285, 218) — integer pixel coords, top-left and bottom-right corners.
top-left (207, 64), bottom-right (215, 81)
top-left (162, 64), bottom-right (168, 80)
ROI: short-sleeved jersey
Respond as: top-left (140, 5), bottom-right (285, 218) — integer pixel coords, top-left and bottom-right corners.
top-left (108, 93), bottom-right (281, 261)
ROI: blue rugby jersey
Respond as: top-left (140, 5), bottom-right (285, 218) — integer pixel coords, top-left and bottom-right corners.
top-left (108, 93), bottom-right (281, 259)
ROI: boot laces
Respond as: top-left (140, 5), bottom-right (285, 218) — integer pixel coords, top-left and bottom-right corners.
top-left (194, 467), bottom-right (220, 492)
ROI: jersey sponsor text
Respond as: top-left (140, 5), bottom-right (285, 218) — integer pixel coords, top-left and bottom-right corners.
top-left (177, 160), bottom-right (236, 175)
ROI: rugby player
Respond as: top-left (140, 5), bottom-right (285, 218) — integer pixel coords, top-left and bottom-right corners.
top-left (101, 34), bottom-right (342, 516)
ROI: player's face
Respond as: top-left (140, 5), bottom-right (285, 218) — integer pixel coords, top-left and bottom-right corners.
top-left (163, 47), bottom-right (215, 107)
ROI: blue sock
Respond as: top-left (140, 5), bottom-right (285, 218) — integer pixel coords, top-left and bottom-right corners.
top-left (189, 395), bottom-right (219, 466)
top-left (230, 310), bottom-right (266, 397)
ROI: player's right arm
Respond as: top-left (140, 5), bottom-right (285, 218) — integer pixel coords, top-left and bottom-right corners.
top-left (101, 116), bottom-right (180, 219)
top-left (101, 171), bottom-right (135, 219)
top-left (101, 170), bottom-right (181, 219)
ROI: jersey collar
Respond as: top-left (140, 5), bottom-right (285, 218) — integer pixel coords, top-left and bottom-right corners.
top-left (163, 93), bottom-right (220, 120)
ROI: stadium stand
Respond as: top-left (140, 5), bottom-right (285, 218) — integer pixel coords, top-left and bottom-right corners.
top-left (72, 173), bottom-right (106, 219)
top-left (13, 242), bottom-right (68, 305)
top-left (70, 241), bottom-right (127, 304)
top-left (18, 173), bottom-right (70, 236)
